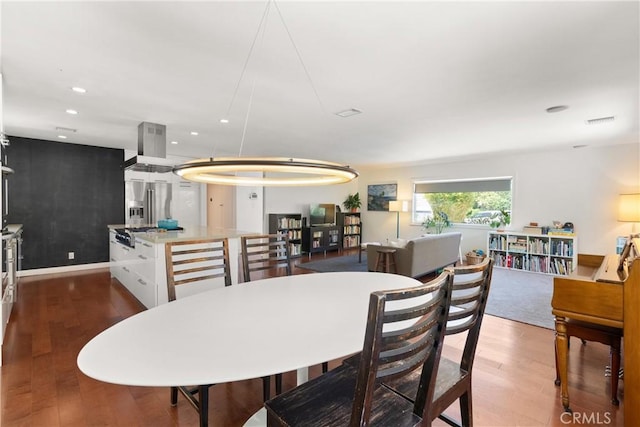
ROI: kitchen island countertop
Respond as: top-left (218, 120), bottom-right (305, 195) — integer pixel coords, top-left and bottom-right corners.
top-left (107, 225), bottom-right (256, 244)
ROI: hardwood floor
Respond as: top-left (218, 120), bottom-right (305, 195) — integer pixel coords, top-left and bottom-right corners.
top-left (1, 254), bottom-right (624, 426)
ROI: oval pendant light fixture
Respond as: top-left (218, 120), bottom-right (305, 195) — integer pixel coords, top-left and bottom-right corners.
top-left (174, 157), bottom-right (358, 186)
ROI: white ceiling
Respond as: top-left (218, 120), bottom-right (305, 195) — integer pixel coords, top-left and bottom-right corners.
top-left (1, 1), bottom-right (638, 168)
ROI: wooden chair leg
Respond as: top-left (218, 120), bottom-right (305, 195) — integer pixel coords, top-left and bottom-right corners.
top-left (262, 376), bottom-right (271, 401)
top-left (170, 386), bottom-right (178, 405)
top-left (276, 373), bottom-right (282, 395)
top-left (199, 385), bottom-right (209, 427)
top-left (554, 338), bottom-right (561, 386)
top-left (374, 253), bottom-right (384, 272)
top-left (610, 340), bottom-right (621, 406)
top-left (460, 388), bottom-right (473, 427)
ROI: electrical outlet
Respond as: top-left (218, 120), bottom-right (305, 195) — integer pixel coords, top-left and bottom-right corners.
top-left (68, 252), bottom-right (75, 260)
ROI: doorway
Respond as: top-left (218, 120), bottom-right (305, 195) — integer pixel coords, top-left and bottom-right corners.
top-left (207, 184), bottom-right (236, 229)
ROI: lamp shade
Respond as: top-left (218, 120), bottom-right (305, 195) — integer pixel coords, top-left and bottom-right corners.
top-left (618, 193), bottom-right (640, 222)
top-left (389, 200), bottom-right (410, 212)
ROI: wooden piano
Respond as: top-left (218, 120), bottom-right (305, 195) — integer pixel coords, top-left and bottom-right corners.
top-left (552, 238), bottom-right (639, 424)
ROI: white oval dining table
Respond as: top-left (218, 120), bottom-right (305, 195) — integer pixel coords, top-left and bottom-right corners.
top-left (77, 271), bottom-right (421, 392)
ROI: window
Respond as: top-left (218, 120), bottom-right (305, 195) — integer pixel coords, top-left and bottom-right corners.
top-left (412, 177), bottom-right (512, 225)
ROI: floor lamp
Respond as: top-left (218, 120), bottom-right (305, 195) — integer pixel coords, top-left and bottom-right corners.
top-left (389, 200), bottom-right (410, 239)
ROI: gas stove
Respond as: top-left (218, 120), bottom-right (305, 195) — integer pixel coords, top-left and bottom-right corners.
top-left (114, 226), bottom-right (185, 248)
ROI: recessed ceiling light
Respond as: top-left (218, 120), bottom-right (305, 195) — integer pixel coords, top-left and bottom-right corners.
top-left (546, 105), bottom-right (569, 113)
top-left (55, 126), bottom-right (77, 132)
top-left (335, 108), bottom-right (362, 118)
top-left (66, 109), bottom-right (78, 115)
top-left (190, 131), bottom-right (199, 136)
top-left (58, 135), bottom-right (68, 139)
top-left (220, 119), bottom-right (229, 124)
top-left (585, 116), bottom-right (615, 125)
top-left (71, 87), bottom-right (87, 94)
top-left (171, 141), bottom-right (179, 145)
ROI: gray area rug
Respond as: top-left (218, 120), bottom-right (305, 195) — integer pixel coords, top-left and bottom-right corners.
top-left (484, 268), bottom-right (554, 330)
top-left (297, 255), bottom-right (554, 329)
top-left (298, 254), bottom-right (368, 273)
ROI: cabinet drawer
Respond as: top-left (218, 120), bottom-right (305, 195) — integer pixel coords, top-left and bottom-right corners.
top-left (134, 252), bottom-right (155, 284)
top-left (111, 241), bottom-right (136, 261)
top-left (133, 271), bottom-right (157, 309)
top-left (2, 285), bottom-right (14, 343)
top-left (113, 264), bottom-right (134, 293)
top-left (134, 238), bottom-right (156, 259)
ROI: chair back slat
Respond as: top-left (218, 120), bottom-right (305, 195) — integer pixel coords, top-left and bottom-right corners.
top-left (165, 238), bottom-right (232, 302)
top-left (350, 270), bottom-right (453, 425)
top-left (241, 234), bottom-right (292, 282)
top-left (444, 257), bottom-right (493, 368)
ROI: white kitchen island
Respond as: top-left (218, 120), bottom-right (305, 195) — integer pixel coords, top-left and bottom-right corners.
top-left (108, 225), bottom-right (253, 308)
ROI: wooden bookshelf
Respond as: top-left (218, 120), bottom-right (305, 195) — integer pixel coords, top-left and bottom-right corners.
top-left (488, 231), bottom-right (577, 275)
top-left (268, 213), bottom-right (303, 257)
top-left (337, 212), bottom-right (361, 250)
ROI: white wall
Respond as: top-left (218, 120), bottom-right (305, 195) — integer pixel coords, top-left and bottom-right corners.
top-left (236, 184), bottom-right (264, 233)
top-left (353, 143), bottom-right (639, 255)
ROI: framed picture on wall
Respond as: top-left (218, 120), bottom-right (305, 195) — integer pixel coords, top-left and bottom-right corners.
top-left (367, 183), bottom-right (397, 211)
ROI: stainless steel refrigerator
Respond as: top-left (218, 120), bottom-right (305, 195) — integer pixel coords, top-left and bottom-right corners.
top-left (125, 180), bottom-right (172, 226)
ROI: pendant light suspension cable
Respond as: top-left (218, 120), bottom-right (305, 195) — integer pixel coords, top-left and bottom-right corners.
top-left (173, 0), bottom-right (358, 186)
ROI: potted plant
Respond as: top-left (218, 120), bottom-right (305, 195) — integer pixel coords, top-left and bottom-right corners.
top-left (422, 210), bottom-right (451, 234)
top-left (343, 192), bottom-right (362, 212)
top-left (489, 209), bottom-right (511, 230)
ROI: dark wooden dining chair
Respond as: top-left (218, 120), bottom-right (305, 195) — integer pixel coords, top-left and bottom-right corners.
top-left (241, 233), bottom-right (331, 375)
top-left (164, 238), bottom-right (232, 427)
top-left (264, 270), bottom-right (453, 426)
top-left (240, 233), bottom-right (291, 400)
top-left (382, 258), bottom-right (494, 427)
top-left (241, 233), bottom-right (292, 281)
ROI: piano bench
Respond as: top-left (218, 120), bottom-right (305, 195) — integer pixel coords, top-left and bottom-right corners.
top-left (555, 319), bottom-right (623, 406)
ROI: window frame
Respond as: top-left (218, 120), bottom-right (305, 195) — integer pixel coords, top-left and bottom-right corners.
top-left (411, 176), bottom-right (513, 226)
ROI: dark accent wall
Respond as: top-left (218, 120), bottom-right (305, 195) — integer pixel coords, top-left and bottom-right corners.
top-left (6, 136), bottom-right (124, 269)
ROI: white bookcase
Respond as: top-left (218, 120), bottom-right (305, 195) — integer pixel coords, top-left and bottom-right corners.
top-left (487, 231), bottom-right (577, 276)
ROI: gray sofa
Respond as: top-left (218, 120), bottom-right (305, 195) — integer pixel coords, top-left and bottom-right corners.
top-left (366, 232), bottom-right (462, 278)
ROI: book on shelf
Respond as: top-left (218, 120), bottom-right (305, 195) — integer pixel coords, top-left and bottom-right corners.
top-left (547, 230), bottom-right (575, 236)
top-left (522, 226), bottom-right (543, 234)
top-left (278, 217), bottom-right (302, 229)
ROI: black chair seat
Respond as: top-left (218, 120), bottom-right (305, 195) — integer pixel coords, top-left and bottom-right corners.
top-left (266, 364), bottom-right (423, 427)
top-left (343, 355), bottom-right (469, 414)
top-left (385, 357), bottom-right (469, 410)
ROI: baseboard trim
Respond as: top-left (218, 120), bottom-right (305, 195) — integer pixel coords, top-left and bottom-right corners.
top-left (18, 262), bottom-right (110, 277)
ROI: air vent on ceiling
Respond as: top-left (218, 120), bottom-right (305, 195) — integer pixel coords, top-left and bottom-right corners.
top-left (585, 116), bottom-right (615, 125)
top-left (55, 126), bottom-right (77, 132)
top-left (335, 108), bottom-right (362, 118)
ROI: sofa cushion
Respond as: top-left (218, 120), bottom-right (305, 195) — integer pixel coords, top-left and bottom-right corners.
top-left (388, 238), bottom-right (408, 248)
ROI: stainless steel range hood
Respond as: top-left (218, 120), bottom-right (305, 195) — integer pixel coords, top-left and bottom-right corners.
top-left (123, 122), bottom-right (175, 173)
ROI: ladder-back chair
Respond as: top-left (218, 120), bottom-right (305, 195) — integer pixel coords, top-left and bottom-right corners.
top-left (265, 270), bottom-right (453, 426)
top-left (241, 233), bottom-right (292, 400)
top-left (164, 237), bottom-right (232, 427)
top-left (383, 258), bottom-right (494, 427)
